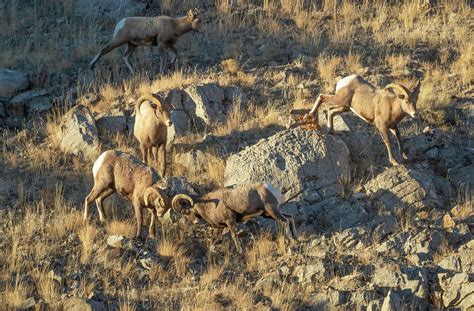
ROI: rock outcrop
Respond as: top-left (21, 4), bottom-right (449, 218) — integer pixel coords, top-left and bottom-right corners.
top-left (58, 105), bottom-right (100, 161)
top-left (224, 128), bottom-right (350, 203)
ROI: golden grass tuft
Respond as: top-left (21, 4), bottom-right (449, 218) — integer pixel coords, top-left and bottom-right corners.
top-left (78, 223), bottom-right (97, 264)
top-left (317, 55), bottom-right (343, 90)
top-left (106, 220), bottom-right (136, 237)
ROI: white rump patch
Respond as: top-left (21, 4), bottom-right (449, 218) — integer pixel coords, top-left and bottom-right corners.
top-left (93, 151), bottom-right (108, 178)
top-left (113, 19), bottom-right (126, 38)
top-left (335, 74), bottom-right (357, 92)
top-left (264, 183), bottom-right (282, 203)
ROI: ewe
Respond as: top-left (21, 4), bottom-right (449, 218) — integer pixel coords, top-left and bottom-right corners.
top-left (89, 9), bottom-right (204, 74)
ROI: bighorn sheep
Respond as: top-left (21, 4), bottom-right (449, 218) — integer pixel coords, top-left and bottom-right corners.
top-left (83, 150), bottom-right (171, 239)
top-left (133, 94), bottom-right (173, 177)
top-left (89, 8), bottom-right (204, 74)
top-left (171, 182), bottom-right (298, 254)
top-left (304, 75), bottom-right (421, 165)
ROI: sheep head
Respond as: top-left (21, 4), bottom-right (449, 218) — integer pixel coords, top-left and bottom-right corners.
top-left (188, 8), bottom-right (204, 33)
top-left (153, 98), bottom-right (173, 127)
top-left (171, 194), bottom-right (194, 216)
top-left (144, 186), bottom-right (170, 217)
top-left (385, 81), bottom-right (421, 119)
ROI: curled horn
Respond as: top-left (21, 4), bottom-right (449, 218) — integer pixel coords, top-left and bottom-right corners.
top-left (144, 187), bottom-right (167, 207)
top-left (171, 194), bottom-right (194, 215)
top-left (411, 79), bottom-right (421, 102)
top-left (135, 94), bottom-right (167, 119)
top-left (385, 83), bottom-right (410, 99)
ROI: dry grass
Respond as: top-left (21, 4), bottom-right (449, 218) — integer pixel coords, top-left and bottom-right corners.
top-left (78, 223), bottom-right (97, 264)
top-left (317, 55), bottom-right (343, 91)
top-left (106, 220), bottom-right (136, 237)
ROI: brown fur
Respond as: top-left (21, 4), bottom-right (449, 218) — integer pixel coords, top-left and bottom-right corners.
top-left (89, 9), bottom-right (204, 73)
top-left (305, 75), bottom-right (421, 165)
top-left (133, 94), bottom-right (172, 177)
top-left (83, 150), bottom-right (171, 239)
top-left (172, 182), bottom-right (298, 254)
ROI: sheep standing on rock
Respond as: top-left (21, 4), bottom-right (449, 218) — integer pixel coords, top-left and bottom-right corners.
top-left (133, 94), bottom-right (172, 177)
top-left (83, 150), bottom-right (171, 239)
top-left (89, 8), bottom-right (204, 74)
top-left (304, 75), bottom-right (421, 165)
top-left (171, 182), bottom-right (298, 254)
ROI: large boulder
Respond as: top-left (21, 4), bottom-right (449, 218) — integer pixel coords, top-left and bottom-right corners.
top-left (75, 0), bottom-right (146, 20)
top-left (364, 165), bottom-right (451, 212)
top-left (161, 84), bottom-right (247, 135)
top-left (437, 272), bottom-right (474, 309)
top-left (58, 105), bottom-right (100, 161)
top-left (184, 83), bottom-right (226, 128)
top-left (7, 89), bottom-right (51, 118)
top-left (95, 108), bottom-right (127, 135)
top-left (224, 128), bottom-right (350, 203)
top-left (0, 69), bottom-right (29, 98)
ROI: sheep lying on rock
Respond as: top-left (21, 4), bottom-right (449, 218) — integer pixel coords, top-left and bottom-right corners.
top-left (89, 8), bottom-right (204, 74)
top-left (83, 150), bottom-right (171, 239)
top-left (172, 182), bottom-right (298, 254)
top-left (304, 74), bottom-right (421, 165)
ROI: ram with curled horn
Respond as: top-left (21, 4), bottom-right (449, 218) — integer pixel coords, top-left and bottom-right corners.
top-left (134, 94), bottom-right (173, 177)
top-left (171, 183), bottom-right (298, 254)
top-left (302, 75), bottom-right (422, 165)
top-left (84, 150), bottom-right (173, 239)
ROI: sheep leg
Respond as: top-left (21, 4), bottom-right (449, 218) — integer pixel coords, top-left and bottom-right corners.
top-left (306, 94), bottom-right (334, 128)
top-left (151, 146), bottom-right (158, 166)
top-left (159, 145), bottom-right (166, 177)
top-left (148, 209), bottom-right (157, 238)
top-left (169, 46), bottom-right (178, 68)
top-left (209, 227), bottom-right (224, 252)
top-left (158, 46), bottom-right (166, 74)
top-left (95, 188), bottom-right (114, 222)
top-left (377, 125), bottom-right (399, 166)
top-left (133, 199), bottom-right (144, 239)
top-left (123, 43), bottom-right (137, 74)
top-left (263, 206), bottom-right (293, 242)
top-left (140, 145), bottom-right (149, 164)
top-left (282, 212), bottom-right (298, 240)
top-left (226, 220), bottom-right (243, 254)
top-left (83, 186), bottom-right (108, 220)
top-left (327, 106), bottom-right (350, 132)
top-left (390, 127), bottom-right (408, 160)
top-left (89, 40), bottom-right (125, 70)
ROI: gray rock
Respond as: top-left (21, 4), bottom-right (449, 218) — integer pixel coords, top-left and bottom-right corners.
top-left (403, 229), bottom-right (446, 265)
top-left (169, 110), bottom-right (191, 138)
top-left (75, 0), bottom-right (145, 20)
top-left (438, 272), bottom-right (474, 309)
top-left (184, 83), bottom-right (225, 128)
top-left (448, 164), bottom-right (473, 191)
top-left (364, 165), bottom-right (451, 212)
top-left (381, 290), bottom-right (401, 311)
top-left (9, 89), bottom-right (51, 117)
top-left (437, 247), bottom-right (474, 273)
top-left (107, 235), bottom-right (127, 248)
top-left (224, 129), bottom-right (350, 203)
top-left (293, 260), bottom-right (326, 283)
top-left (58, 105), bottom-right (100, 161)
top-left (0, 102), bottom-right (5, 117)
top-left (335, 227), bottom-right (367, 249)
top-left (0, 69), bottom-right (29, 98)
top-left (372, 263), bottom-right (428, 305)
top-left (95, 108), bottom-right (127, 135)
top-left (62, 297), bottom-right (93, 311)
top-left (174, 150), bottom-right (208, 177)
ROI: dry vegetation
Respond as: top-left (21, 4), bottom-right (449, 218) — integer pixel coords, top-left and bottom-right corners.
top-left (0, 0), bottom-right (472, 309)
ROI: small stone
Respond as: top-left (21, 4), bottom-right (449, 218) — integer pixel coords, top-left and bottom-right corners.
top-left (381, 290), bottom-right (401, 311)
top-left (443, 213), bottom-right (455, 230)
top-left (106, 235), bottom-right (127, 248)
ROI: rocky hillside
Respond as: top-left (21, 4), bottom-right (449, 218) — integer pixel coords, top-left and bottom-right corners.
top-left (0, 0), bottom-right (473, 310)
